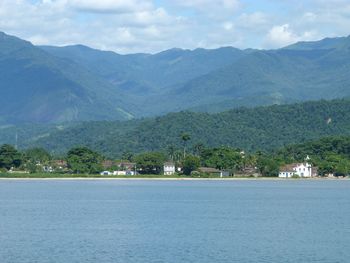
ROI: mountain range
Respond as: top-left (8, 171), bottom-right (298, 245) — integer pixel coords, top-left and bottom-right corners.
top-left (1, 31), bottom-right (350, 123)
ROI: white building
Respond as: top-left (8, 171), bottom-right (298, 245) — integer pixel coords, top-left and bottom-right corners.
top-left (164, 162), bottom-right (176, 175)
top-left (279, 162), bottom-right (313, 178)
top-left (112, 170), bottom-right (136, 176)
top-left (100, 171), bottom-right (113, 176)
top-left (113, 171), bottom-right (126, 176)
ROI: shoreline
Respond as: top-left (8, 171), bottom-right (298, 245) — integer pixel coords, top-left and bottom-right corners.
top-left (0, 177), bottom-right (348, 181)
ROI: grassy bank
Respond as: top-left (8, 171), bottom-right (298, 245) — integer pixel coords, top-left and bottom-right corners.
top-left (0, 172), bottom-right (227, 179)
top-left (0, 173), bottom-right (347, 180)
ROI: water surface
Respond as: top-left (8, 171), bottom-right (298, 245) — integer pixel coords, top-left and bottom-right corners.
top-left (0, 180), bottom-right (349, 263)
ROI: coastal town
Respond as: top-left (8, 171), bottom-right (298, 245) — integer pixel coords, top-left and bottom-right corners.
top-left (1, 143), bottom-right (348, 179)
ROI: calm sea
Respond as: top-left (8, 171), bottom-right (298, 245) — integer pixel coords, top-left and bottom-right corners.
top-left (0, 180), bottom-right (349, 263)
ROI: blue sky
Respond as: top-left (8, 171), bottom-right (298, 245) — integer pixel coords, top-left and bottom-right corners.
top-left (1, 0), bottom-right (350, 53)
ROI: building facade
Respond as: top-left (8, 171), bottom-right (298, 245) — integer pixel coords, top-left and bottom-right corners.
top-left (164, 162), bottom-right (176, 175)
top-left (279, 162), bottom-right (313, 178)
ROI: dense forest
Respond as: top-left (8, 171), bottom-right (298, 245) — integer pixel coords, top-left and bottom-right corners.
top-left (0, 98), bottom-right (349, 158)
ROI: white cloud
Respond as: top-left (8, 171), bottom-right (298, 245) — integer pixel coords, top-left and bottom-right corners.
top-left (174, 0), bottom-right (240, 17)
top-left (264, 24), bottom-right (316, 48)
top-left (68, 0), bottom-right (153, 13)
top-left (0, 0), bottom-right (350, 53)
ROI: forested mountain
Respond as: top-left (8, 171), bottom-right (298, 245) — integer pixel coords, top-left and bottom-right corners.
top-left (1, 99), bottom-right (349, 157)
top-left (1, 31), bottom-right (350, 123)
top-left (0, 32), bottom-right (136, 124)
top-left (41, 45), bottom-right (248, 115)
top-left (169, 37), bottom-right (350, 111)
top-left (42, 34), bottom-right (350, 115)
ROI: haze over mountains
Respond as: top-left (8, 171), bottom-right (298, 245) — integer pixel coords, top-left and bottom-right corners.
top-left (1, 31), bottom-right (350, 124)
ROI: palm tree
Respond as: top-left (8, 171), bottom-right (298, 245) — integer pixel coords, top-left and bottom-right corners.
top-left (181, 133), bottom-right (191, 159)
top-left (167, 145), bottom-right (176, 161)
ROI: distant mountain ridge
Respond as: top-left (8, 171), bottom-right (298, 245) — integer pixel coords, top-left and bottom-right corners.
top-left (1, 31), bottom-right (350, 123)
top-left (0, 32), bottom-right (137, 124)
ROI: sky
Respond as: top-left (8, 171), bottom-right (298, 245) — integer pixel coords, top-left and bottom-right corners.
top-left (0, 0), bottom-right (350, 54)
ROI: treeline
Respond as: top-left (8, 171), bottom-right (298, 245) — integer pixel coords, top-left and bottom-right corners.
top-left (12, 98), bottom-right (350, 157)
top-left (0, 143), bottom-right (267, 176)
top-left (1, 135), bottom-right (349, 176)
top-left (1, 99), bottom-right (350, 158)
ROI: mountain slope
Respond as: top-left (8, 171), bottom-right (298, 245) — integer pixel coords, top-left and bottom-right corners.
top-left (41, 45), bottom-right (248, 114)
top-left (43, 35), bottom-right (350, 116)
top-left (162, 37), bottom-right (350, 112)
top-left (0, 32), bottom-right (135, 124)
top-left (41, 45), bottom-right (246, 89)
top-left (1, 99), bottom-right (349, 157)
top-left (284, 36), bottom-right (350, 50)
top-left (2, 32), bottom-right (350, 123)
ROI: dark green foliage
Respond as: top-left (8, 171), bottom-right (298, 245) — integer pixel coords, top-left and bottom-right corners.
top-left (66, 147), bottom-right (102, 174)
top-left (182, 155), bottom-right (200, 175)
top-left (25, 147), bottom-right (51, 163)
top-left (19, 99), bottom-right (350, 157)
top-left (24, 147), bottom-right (52, 173)
top-left (181, 133), bottom-right (191, 158)
top-left (201, 147), bottom-right (243, 170)
top-left (256, 154), bottom-right (280, 177)
top-left (134, 152), bottom-right (166, 174)
top-left (0, 144), bottom-right (22, 170)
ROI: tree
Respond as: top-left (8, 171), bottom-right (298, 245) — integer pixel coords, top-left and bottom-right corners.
top-left (121, 151), bottom-right (134, 162)
top-left (201, 147), bottom-right (243, 171)
top-left (256, 155), bottom-right (280, 177)
top-left (334, 159), bottom-right (350, 176)
top-left (167, 145), bottom-right (176, 161)
top-left (25, 147), bottom-right (51, 164)
top-left (134, 152), bottom-right (166, 174)
top-left (193, 143), bottom-right (205, 156)
top-left (183, 155), bottom-right (200, 175)
top-left (0, 144), bottom-right (22, 170)
top-left (67, 147), bottom-right (102, 174)
top-left (181, 133), bottom-right (191, 158)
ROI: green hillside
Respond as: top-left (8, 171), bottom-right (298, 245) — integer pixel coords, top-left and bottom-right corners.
top-left (0, 99), bottom-right (348, 157)
top-left (0, 32), bottom-right (136, 124)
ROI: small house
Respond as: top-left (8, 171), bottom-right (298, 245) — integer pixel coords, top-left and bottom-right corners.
top-left (164, 162), bottom-right (176, 175)
top-left (116, 162), bottom-right (136, 171)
